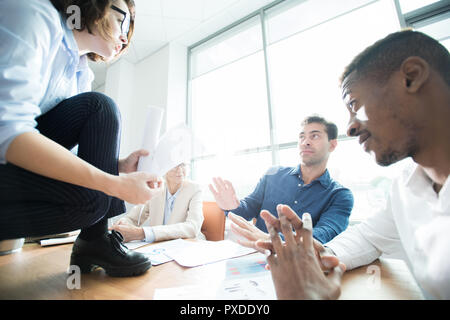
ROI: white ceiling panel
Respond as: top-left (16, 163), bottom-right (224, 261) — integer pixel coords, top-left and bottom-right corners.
top-left (91, 0), bottom-right (278, 89)
top-left (133, 14), bottom-right (166, 42)
top-left (135, 0), bottom-right (163, 16)
top-left (227, 0), bottom-right (275, 20)
top-left (164, 17), bottom-right (203, 40)
top-left (176, 11), bottom-right (237, 46)
top-left (203, 0), bottom-right (241, 18)
top-left (162, 0), bottom-right (205, 20)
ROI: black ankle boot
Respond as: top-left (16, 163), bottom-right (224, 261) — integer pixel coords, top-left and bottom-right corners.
top-left (70, 230), bottom-right (151, 277)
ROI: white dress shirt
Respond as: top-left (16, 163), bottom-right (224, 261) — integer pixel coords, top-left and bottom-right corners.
top-left (0, 0), bottom-right (93, 164)
top-left (326, 163), bottom-right (450, 299)
top-left (143, 188), bottom-right (181, 243)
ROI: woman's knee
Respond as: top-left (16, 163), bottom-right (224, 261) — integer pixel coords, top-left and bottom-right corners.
top-left (78, 92), bottom-right (122, 129)
top-left (76, 190), bottom-right (112, 224)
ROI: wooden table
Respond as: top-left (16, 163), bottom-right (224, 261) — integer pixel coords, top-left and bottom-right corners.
top-left (0, 242), bottom-right (424, 300)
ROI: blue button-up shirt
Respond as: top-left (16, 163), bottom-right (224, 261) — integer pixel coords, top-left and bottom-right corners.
top-left (230, 165), bottom-right (354, 243)
top-left (0, 0), bottom-right (93, 164)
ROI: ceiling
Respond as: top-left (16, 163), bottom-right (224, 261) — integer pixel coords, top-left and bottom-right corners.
top-left (90, 0), bottom-right (277, 89)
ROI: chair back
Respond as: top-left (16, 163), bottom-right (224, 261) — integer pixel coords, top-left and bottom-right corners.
top-left (201, 201), bottom-right (225, 241)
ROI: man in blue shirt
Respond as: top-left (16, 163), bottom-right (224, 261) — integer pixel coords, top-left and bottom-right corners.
top-left (209, 115), bottom-right (354, 244)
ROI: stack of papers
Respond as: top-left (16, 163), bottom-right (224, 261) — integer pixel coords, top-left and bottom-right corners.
top-left (37, 231), bottom-right (80, 246)
top-left (40, 235), bottom-right (78, 246)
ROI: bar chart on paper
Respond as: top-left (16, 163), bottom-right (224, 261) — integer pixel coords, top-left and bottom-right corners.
top-left (226, 255), bottom-right (267, 278)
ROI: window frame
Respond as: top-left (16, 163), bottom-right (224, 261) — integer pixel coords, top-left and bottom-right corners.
top-left (185, 0), bottom-right (449, 220)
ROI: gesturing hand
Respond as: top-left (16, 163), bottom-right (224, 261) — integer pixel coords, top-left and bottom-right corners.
top-left (208, 177), bottom-right (240, 210)
top-left (255, 205), bottom-right (341, 272)
top-left (227, 212), bottom-right (270, 252)
top-left (263, 205), bottom-right (345, 300)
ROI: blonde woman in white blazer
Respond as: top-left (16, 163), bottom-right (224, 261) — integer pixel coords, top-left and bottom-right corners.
top-left (110, 163), bottom-right (205, 242)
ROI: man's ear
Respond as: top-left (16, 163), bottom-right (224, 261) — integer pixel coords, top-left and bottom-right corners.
top-left (400, 56), bottom-right (429, 93)
top-left (329, 139), bottom-right (337, 152)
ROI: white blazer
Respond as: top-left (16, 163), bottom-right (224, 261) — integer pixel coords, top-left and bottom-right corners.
top-left (120, 180), bottom-right (205, 242)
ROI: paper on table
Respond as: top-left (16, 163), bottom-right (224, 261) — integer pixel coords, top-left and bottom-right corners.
top-left (134, 239), bottom-right (184, 265)
top-left (153, 283), bottom-right (218, 300)
top-left (218, 253), bottom-right (276, 299)
top-left (153, 274), bottom-right (275, 300)
top-left (40, 235), bottom-right (77, 246)
top-left (123, 240), bottom-right (149, 250)
top-left (164, 239), bottom-right (256, 267)
top-left (216, 274), bottom-right (276, 300)
top-left (153, 253), bottom-right (276, 300)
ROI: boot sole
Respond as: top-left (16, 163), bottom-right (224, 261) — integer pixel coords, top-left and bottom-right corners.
top-left (70, 254), bottom-right (152, 277)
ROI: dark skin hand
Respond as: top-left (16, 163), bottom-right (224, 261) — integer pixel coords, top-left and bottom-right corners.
top-left (259, 204), bottom-right (346, 299)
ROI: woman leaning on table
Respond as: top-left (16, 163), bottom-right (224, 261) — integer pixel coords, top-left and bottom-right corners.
top-left (0, 0), bottom-right (160, 277)
top-left (110, 163), bottom-right (206, 243)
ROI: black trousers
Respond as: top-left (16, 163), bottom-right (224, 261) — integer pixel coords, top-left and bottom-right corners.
top-left (0, 92), bottom-right (126, 241)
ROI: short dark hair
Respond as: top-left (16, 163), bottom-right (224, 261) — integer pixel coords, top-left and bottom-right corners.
top-left (50, 0), bottom-right (136, 62)
top-left (301, 115), bottom-right (338, 140)
top-left (340, 30), bottom-right (450, 86)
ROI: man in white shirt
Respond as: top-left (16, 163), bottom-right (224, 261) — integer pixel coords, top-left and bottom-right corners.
top-left (235, 30), bottom-right (450, 299)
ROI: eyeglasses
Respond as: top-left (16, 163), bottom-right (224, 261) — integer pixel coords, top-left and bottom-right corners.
top-left (110, 5), bottom-right (130, 37)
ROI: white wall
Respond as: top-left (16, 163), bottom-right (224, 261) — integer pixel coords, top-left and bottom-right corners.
top-left (94, 84), bottom-right (105, 93)
top-left (102, 43), bottom-right (188, 159)
top-left (133, 45), bottom-right (170, 147)
top-left (104, 58), bottom-right (135, 158)
top-left (166, 42), bottom-right (188, 129)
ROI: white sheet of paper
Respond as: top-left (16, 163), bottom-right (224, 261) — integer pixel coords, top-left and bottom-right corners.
top-left (153, 283), bottom-right (218, 300)
top-left (123, 240), bottom-right (148, 250)
top-left (137, 106), bottom-right (164, 173)
top-left (164, 239), bottom-right (256, 267)
top-left (216, 274), bottom-right (276, 300)
top-left (138, 123), bottom-right (193, 177)
top-left (217, 253), bottom-right (276, 299)
top-left (153, 253), bottom-right (276, 300)
top-left (153, 275), bottom-right (276, 300)
top-left (150, 124), bottom-right (192, 176)
top-left (40, 235), bottom-right (77, 246)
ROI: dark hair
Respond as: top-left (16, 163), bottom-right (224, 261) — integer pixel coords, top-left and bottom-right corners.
top-left (301, 115), bottom-right (338, 140)
top-left (50, 0), bottom-right (136, 62)
top-left (340, 29), bottom-right (450, 86)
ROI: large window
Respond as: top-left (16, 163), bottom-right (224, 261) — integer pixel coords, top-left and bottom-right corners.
top-left (400, 0), bottom-right (450, 50)
top-left (187, 0), bottom-right (449, 222)
top-left (266, 0), bottom-right (400, 142)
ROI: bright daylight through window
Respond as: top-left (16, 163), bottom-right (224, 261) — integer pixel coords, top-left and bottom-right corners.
top-left (187, 0), bottom-right (450, 222)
